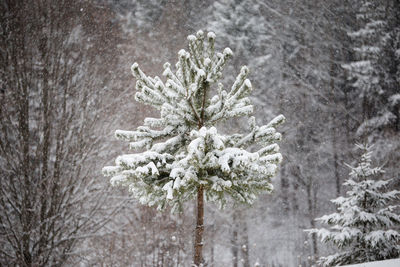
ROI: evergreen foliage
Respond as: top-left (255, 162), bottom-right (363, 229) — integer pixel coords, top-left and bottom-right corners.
top-left (103, 30), bottom-right (285, 212)
top-left (208, 0), bottom-right (271, 64)
top-left (342, 1), bottom-right (400, 136)
top-left (309, 144), bottom-right (400, 266)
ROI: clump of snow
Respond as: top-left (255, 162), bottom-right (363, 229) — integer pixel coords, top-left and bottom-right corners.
top-left (223, 47), bottom-right (233, 56)
top-left (187, 35), bottom-right (196, 42)
top-left (131, 62), bottom-right (138, 70)
top-left (207, 32), bottom-right (216, 39)
top-left (389, 94), bottom-right (400, 106)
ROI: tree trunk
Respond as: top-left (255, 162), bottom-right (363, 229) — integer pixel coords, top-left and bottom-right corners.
top-left (242, 219), bottom-right (250, 267)
top-left (210, 223), bottom-right (215, 267)
top-left (210, 239), bottom-right (214, 267)
top-left (193, 185), bottom-right (204, 266)
top-left (333, 134), bottom-right (341, 197)
top-left (329, 46), bottom-right (341, 197)
top-left (306, 181), bottom-right (318, 258)
top-left (280, 165), bottom-right (290, 214)
top-left (231, 210), bottom-right (239, 267)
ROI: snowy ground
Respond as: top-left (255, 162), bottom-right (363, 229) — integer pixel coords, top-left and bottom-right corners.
top-left (342, 258), bottom-right (400, 267)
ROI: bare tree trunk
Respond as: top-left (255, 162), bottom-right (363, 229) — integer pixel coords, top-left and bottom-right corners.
top-left (242, 219), bottom-right (250, 267)
top-left (330, 47), bottom-right (341, 197)
top-left (210, 238), bottom-right (214, 267)
top-left (152, 228), bottom-right (156, 266)
top-left (19, 73), bottom-right (32, 266)
top-left (307, 182), bottom-right (318, 258)
top-left (343, 88), bottom-right (351, 144)
top-left (177, 241), bottom-right (181, 267)
top-left (280, 165), bottom-right (290, 214)
top-left (333, 133), bottom-right (341, 197)
top-left (231, 211), bottom-right (239, 267)
top-left (193, 185), bottom-right (204, 266)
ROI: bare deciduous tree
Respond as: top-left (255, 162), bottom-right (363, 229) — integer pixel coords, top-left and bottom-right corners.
top-left (0, 1), bottom-right (124, 265)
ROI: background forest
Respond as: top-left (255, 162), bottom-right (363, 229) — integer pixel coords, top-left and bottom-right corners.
top-left (1, 0), bottom-right (399, 266)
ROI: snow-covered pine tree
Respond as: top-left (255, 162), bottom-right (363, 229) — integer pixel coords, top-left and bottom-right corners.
top-left (342, 1), bottom-right (398, 137)
top-left (308, 144), bottom-right (400, 266)
top-left (102, 30), bottom-right (285, 266)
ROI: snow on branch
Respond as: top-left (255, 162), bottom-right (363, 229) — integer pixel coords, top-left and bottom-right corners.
top-left (103, 30), bottom-right (285, 211)
top-left (307, 144), bottom-right (400, 266)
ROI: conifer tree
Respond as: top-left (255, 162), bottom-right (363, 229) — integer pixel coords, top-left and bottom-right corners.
top-left (102, 30), bottom-right (285, 266)
top-left (309, 144), bottom-right (400, 266)
top-left (342, 1), bottom-right (399, 136)
top-left (208, 0), bottom-right (271, 64)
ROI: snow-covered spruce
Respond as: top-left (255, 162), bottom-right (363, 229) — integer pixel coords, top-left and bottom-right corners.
top-left (342, 1), bottom-right (398, 137)
top-left (102, 30), bottom-right (285, 212)
top-left (307, 144), bottom-right (400, 266)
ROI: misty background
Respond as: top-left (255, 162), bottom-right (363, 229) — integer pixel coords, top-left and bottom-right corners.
top-left (1, 0), bottom-right (399, 266)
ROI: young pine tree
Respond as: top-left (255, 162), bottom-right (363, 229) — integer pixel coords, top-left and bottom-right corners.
top-left (309, 144), bottom-right (400, 266)
top-left (102, 30), bottom-right (285, 266)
